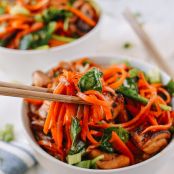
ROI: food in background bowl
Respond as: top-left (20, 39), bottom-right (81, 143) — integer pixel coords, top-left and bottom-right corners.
top-left (25, 57), bottom-right (174, 170)
top-left (0, 0), bottom-right (99, 50)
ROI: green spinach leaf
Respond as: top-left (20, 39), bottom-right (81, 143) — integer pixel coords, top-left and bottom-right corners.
top-left (78, 68), bottom-right (103, 92)
top-left (71, 117), bottom-right (81, 145)
top-left (69, 117), bottom-right (85, 155)
top-left (165, 80), bottom-right (174, 96)
top-left (19, 22), bottom-right (56, 50)
top-left (42, 8), bottom-right (72, 23)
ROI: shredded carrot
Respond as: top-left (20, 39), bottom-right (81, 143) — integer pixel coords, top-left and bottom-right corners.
top-left (49, 39), bottom-right (66, 47)
top-left (121, 95), bottom-right (157, 128)
top-left (81, 105), bottom-right (89, 141)
top-left (24, 98), bottom-right (43, 105)
top-left (56, 104), bottom-right (66, 153)
top-left (158, 87), bottom-right (171, 104)
top-left (105, 66), bottom-right (127, 89)
top-left (67, 7), bottom-right (96, 27)
top-left (87, 131), bottom-right (100, 145)
top-left (24, 0), bottom-right (49, 11)
top-left (142, 111), bottom-right (172, 133)
top-left (43, 102), bottom-right (55, 134)
top-left (110, 132), bottom-right (134, 164)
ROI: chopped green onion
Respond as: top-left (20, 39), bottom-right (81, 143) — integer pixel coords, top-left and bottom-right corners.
top-left (123, 42), bottom-right (133, 49)
top-left (66, 149), bottom-right (85, 165)
top-left (47, 22), bottom-right (57, 34)
top-left (76, 160), bottom-right (91, 168)
top-left (0, 124), bottom-right (15, 142)
top-left (117, 86), bottom-right (172, 111)
top-left (10, 5), bottom-right (30, 16)
top-left (147, 68), bottom-right (161, 84)
top-left (34, 14), bottom-right (43, 22)
top-left (52, 35), bottom-right (76, 42)
top-left (0, 7), bottom-right (5, 15)
top-left (64, 17), bottom-right (70, 31)
top-left (76, 155), bottom-right (104, 169)
top-left (34, 45), bottom-right (49, 50)
top-left (129, 68), bottom-right (140, 78)
top-left (165, 80), bottom-right (174, 96)
top-left (133, 12), bottom-right (142, 17)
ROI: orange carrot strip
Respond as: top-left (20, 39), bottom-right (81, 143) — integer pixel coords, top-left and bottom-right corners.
top-left (87, 131), bottom-right (100, 145)
top-left (78, 92), bottom-right (112, 120)
top-left (148, 114), bottom-right (158, 125)
top-left (109, 68), bottom-right (127, 89)
top-left (65, 105), bottom-right (72, 152)
top-left (49, 39), bottom-right (66, 47)
top-left (56, 104), bottom-right (66, 153)
top-left (14, 22), bottom-right (44, 48)
top-left (43, 102), bottom-right (56, 134)
top-left (67, 7), bottom-right (96, 27)
top-left (77, 92), bottom-right (108, 107)
top-left (24, 0), bottom-right (49, 11)
top-left (24, 98), bottom-right (43, 105)
top-left (121, 96), bottom-right (157, 128)
top-left (142, 111), bottom-right (172, 133)
top-left (81, 105), bottom-right (89, 141)
top-left (43, 82), bottom-right (65, 134)
top-left (158, 87), bottom-right (171, 104)
top-left (110, 132), bottom-right (134, 164)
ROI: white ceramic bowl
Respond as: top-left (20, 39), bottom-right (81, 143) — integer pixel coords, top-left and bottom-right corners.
top-left (21, 55), bottom-right (174, 174)
top-left (0, 1), bottom-right (102, 83)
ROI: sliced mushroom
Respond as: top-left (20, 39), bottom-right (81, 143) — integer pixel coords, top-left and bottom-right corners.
top-left (76, 3), bottom-right (95, 32)
top-left (88, 149), bottom-right (130, 169)
top-left (132, 130), bottom-right (171, 155)
top-left (32, 70), bottom-right (51, 87)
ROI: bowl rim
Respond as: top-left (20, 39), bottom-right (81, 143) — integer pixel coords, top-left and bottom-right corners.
top-left (0, 0), bottom-right (103, 55)
top-left (21, 54), bottom-right (174, 173)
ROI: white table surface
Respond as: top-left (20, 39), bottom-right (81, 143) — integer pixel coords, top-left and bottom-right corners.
top-left (0, 0), bottom-right (174, 173)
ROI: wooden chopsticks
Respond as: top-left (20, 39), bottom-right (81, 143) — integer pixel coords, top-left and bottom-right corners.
top-left (0, 81), bottom-right (88, 105)
top-left (123, 8), bottom-right (174, 78)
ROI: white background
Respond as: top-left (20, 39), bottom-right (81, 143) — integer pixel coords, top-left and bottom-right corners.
top-left (0, 0), bottom-right (174, 173)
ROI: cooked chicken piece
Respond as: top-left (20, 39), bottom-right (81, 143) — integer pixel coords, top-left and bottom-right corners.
top-left (97, 155), bottom-right (130, 169)
top-left (36, 132), bottom-right (51, 141)
top-left (111, 94), bottom-right (129, 122)
top-left (88, 149), bottom-right (130, 169)
top-left (38, 101), bottom-right (51, 119)
top-left (31, 120), bottom-right (44, 130)
top-left (132, 130), bottom-right (171, 155)
top-left (30, 104), bottom-right (39, 115)
top-left (32, 70), bottom-right (51, 87)
top-left (89, 149), bottom-right (116, 161)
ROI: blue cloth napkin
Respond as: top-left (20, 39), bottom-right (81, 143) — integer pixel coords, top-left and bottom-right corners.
top-left (0, 141), bottom-right (37, 174)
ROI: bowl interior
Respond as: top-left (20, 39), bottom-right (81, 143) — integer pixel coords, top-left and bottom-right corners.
top-left (21, 55), bottom-right (174, 173)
